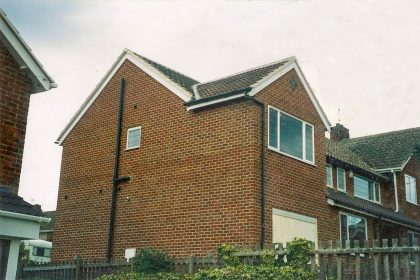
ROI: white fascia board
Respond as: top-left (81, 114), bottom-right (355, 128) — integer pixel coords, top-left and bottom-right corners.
top-left (0, 210), bottom-right (50, 223)
top-left (0, 9), bottom-right (55, 93)
top-left (56, 49), bottom-right (192, 146)
top-left (376, 167), bottom-right (403, 173)
top-left (248, 60), bottom-right (331, 132)
top-left (186, 93), bottom-right (245, 111)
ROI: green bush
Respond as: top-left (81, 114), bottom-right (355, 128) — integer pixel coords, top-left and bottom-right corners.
top-left (276, 238), bottom-right (314, 268)
top-left (96, 272), bottom-right (193, 280)
top-left (132, 248), bottom-right (174, 274)
top-left (194, 265), bottom-right (316, 280)
top-left (216, 244), bottom-right (240, 267)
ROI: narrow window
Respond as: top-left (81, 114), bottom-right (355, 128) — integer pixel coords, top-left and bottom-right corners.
top-left (268, 107), bottom-right (279, 149)
top-left (405, 174), bottom-right (417, 204)
top-left (326, 165), bottom-right (333, 188)
top-left (337, 168), bottom-right (346, 192)
top-left (126, 126), bottom-right (141, 150)
top-left (340, 213), bottom-right (367, 247)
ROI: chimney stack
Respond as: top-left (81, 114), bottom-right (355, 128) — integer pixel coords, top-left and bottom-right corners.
top-left (330, 123), bottom-right (350, 141)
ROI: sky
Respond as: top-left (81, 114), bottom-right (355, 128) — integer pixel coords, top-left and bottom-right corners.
top-left (2, 0), bottom-right (420, 211)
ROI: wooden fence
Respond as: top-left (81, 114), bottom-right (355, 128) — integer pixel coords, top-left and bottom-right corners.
top-left (19, 238), bottom-right (420, 280)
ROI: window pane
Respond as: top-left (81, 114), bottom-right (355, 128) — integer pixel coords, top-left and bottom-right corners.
top-left (326, 165), bottom-right (333, 187)
top-left (280, 114), bottom-right (303, 159)
top-left (127, 128), bottom-right (141, 149)
top-left (337, 169), bottom-right (345, 191)
top-left (340, 214), bottom-right (347, 247)
top-left (269, 108), bottom-right (278, 149)
top-left (406, 175), bottom-right (417, 204)
top-left (348, 215), bottom-right (366, 241)
top-left (354, 176), bottom-right (369, 200)
top-left (305, 124), bottom-right (313, 162)
top-left (374, 183), bottom-right (380, 202)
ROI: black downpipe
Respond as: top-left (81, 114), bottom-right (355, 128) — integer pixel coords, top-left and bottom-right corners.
top-left (244, 95), bottom-right (266, 249)
top-left (107, 78), bottom-right (126, 262)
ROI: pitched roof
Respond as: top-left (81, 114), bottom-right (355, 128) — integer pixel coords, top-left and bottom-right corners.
top-left (326, 139), bottom-right (387, 180)
top-left (327, 189), bottom-right (420, 230)
top-left (195, 58), bottom-right (293, 98)
top-left (0, 186), bottom-right (43, 217)
top-left (0, 9), bottom-right (55, 93)
top-left (133, 52), bottom-right (199, 94)
top-left (341, 127), bottom-right (420, 170)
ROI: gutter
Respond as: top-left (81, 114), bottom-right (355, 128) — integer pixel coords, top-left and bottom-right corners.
top-left (243, 95), bottom-right (266, 249)
top-left (185, 88), bottom-right (251, 110)
top-left (0, 210), bottom-right (51, 223)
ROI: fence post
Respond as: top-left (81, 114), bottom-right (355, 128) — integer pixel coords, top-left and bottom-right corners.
top-left (188, 255), bottom-right (195, 274)
top-left (392, 239), bottom-right (400, 280)
top-left (373, 239), bottom-right (380, 280)
top-left (75, 255), bottom-right (82, 280)
top-left (383, 239), bottom-right (390, 280)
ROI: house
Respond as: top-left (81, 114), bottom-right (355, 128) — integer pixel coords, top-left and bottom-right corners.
top-left (39, 211), bottom-right (55, 242)
top-left (326, 125), bottom-right (420, 245)
top-left (52, 48), bottom-right (419, 262)
top-left (0, 9), bottom-right (55, 280)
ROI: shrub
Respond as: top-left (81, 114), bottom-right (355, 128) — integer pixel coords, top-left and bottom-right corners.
top-left (193, 265), bottom-right (316, 280)
top-left (132, 248), bottom-right (174, 274)
top-left (96, 272), bottom-right (194, 280)
top-left (276, 238), bottom-right (314, 268)
top-left (216, 244), bottom-right (240, 267)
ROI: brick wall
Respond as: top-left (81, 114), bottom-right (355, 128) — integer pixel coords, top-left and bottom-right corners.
top-left (53, 60), bottom-right (262, 261)
top-left (397, 158), bottom-right (420, 221)
top-left (0, 40), bottom-right (31, 194)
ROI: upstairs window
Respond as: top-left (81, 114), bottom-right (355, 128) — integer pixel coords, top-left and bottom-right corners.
top-left (126, 126), bottom-right (141, 150)
top-left (354, 175), bottom-right (380, 203)
top-left (337, 168), bottom-right (346, 192)
top-left (326, 165), bottom-right (333, 188)
top-left (268, 106), bottom-right (314, 163)
top-left (405, 174), bottom-right (417, 204)
top-left (340, 213), bottom-right (367, 247)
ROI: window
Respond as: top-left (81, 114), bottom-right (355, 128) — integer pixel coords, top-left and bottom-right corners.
top-left (405, 174), bottom-right (417, 204)
top-left (33, 247), bottom-right (51, 257)
top-left (268, 106), bottom-right (314, 163)
top-left (337, 168), bottom-right (346, 192)
top-left (340, 213), bottom-right (367, 247)
top-left (408, 231), bottom-right (420, 262)
top-left (126, 126), bottom-right (141, 150)
top-left (354, 175), bottom-right (380, 203)
top-left (326, 165), bottom-right (333, 188)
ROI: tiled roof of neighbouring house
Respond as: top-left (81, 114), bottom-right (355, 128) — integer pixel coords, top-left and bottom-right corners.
top-left (40, 210), bottom-right (56, 231)
top-left (326, 139), bottom-right (388, 180)
top-left (327, 189), bottom-right (420, 230)
top-left (0, 186), bottom-right (43, 216)
top-left (195, 58), bottom-right (294, 98)
top-left (340, 127), bottom-right (420, 170)
top-left (132, 52), bottom-right (199, 94)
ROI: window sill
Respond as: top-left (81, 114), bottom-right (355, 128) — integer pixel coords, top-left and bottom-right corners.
top-left (354, 195), bottom-right (382, 205)
top-left (327, 185), bottom-right (334, 189)
top-left (338, 189), bottom-right (347, 193)
top-left (126, 146), bottom-right (140, 151)
top-left (406, 201), bottom-right (418, 206)
top-left (268, 146), bottom-right (316, 167)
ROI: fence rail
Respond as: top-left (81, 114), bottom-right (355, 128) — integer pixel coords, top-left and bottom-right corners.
top-left (19, 238), bottom-right (420, 280)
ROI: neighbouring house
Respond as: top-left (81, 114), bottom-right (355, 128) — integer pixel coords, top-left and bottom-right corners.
top-left (0, 9), bottom-right (55, 280)
top-left (39, 211), bottom-right (55, 242)
top-left (52, 48), bottom-right (419, 262)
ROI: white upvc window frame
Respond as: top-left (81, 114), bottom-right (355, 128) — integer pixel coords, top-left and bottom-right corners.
top-left (267, 105), bottom-right (315, 164)
top-left (339, 212), bottom-right (368, 246)
top-left (405, 174), bottom-right (417, 205)
top-left (126, 126), bottom-right (142, 150)
top-left (354, 175), bottom-right (381, 204)
top-left (337, 168), bottom-right (346, 192)
top-left (326, 164), bottom-right (333, 188)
